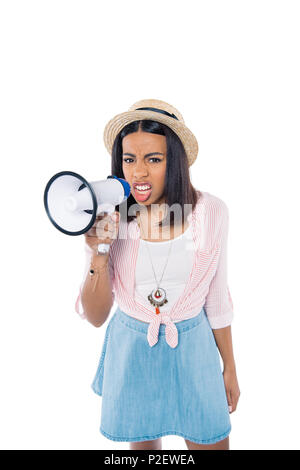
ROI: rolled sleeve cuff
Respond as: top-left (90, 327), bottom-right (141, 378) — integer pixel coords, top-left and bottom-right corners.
top-left (206, 310), bottom-right (234, 329)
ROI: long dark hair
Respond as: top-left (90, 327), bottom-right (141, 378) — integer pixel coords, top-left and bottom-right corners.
top-left (111, 120), bottom-right (199, 227)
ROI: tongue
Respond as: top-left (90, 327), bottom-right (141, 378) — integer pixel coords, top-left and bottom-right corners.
top-left (134, 187), bottom-right (152, 202)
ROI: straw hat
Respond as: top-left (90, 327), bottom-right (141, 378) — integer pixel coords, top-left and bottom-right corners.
top-left (103, 99), bottom-right (198, 167)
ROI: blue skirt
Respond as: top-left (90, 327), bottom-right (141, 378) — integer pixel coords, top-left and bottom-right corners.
top-left (91, 305), bottom-right (231, 445)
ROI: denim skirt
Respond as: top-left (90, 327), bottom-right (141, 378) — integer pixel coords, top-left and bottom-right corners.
top-left (91, 305), bottom-right (231, 445)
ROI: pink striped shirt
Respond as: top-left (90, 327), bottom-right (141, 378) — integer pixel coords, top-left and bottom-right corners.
top-left (75, 190), bottom-right (234, 348)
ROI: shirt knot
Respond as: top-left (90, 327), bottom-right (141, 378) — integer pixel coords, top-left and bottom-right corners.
top-left (147, 313), bottom-right (178, 348)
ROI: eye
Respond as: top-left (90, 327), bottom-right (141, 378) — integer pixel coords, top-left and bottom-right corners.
top-left (122, 158), bottom-right (162, 163)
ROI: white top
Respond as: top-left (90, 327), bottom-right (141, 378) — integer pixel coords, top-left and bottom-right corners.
top-left (76, 190), bottom-right (234, 348)
top-left (134, 223), bottom-right (195, 312)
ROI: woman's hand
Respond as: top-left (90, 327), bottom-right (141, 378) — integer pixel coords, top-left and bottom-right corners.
top-left (84, 211), bottom-right (120, 255)
top-left (223, 368), bottom-right (240, 413)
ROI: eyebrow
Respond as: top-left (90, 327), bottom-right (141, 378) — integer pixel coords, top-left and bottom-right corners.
top-left (122, 152), bottom-right (164, 158)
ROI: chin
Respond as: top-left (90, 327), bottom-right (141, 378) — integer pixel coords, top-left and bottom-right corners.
top-left (136, 200), bottom-right (151, 206)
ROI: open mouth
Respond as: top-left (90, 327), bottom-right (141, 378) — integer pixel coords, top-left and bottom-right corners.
top-left (133, 184), bottom-right (152, 201)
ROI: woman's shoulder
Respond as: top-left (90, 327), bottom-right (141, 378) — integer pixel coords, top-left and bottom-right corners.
top-left (194, 190), bottom-right (229, 234)
top-left (196, 189), bottom-right (229, 215)
top-left (194, 191), bottom-right (229, 249)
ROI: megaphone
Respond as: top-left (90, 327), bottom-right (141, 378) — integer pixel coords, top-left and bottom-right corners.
top-left (44, 171), bottom-right (131, 254)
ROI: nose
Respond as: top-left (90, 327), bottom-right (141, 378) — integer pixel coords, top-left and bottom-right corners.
top-left (133, 160), bottom-right (149, 179)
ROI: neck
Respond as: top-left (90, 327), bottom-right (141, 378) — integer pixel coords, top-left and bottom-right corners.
top-left (138, 202), bottom-right (166, 224)
top-left (137, 203), bottom-right (170, 242)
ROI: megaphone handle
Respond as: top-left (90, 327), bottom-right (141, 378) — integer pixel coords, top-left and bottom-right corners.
top-left (97, 243), bottom-right (110, 255)
top-left (97, 205), bottom-right (115, 255)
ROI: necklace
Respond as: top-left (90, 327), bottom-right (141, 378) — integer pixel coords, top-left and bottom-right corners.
top-left (137, 209), bottom-right (174, 315)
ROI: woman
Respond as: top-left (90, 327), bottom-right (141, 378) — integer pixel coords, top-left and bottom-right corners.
top-left (76, 99), bottom-right (240, 450)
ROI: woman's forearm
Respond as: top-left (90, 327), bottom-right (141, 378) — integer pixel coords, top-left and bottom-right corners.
top-left (81, 253), bottom-right (114, 327)
top-left (212, 325), bottom-right (236, 371)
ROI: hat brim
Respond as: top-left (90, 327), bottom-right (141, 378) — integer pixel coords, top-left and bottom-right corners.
top-left (103, 110), bottom-right (198, 167)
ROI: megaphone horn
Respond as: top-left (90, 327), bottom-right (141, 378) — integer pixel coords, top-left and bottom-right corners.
top-left (44, 171), bottom-right (131, 253)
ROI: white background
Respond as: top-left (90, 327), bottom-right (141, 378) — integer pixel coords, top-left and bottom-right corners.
top-left (0, 0), bottom-right (299, 450)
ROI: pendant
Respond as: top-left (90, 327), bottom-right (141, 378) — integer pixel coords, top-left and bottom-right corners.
top-left (147, 287), bottom-right (168, 313)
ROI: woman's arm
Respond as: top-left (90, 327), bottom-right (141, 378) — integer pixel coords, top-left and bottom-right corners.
top-left (203, 201), bottom-right (240, 412)
top-left (212, 325), bottom-right (235, 371)
top-left (81, 252), bottom-right (114, 327)
top-left (212, 325), bottom-right (240, 413)
top-left (76, 212), bottom-right (118, 327)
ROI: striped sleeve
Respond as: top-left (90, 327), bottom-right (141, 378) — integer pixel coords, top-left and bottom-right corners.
top-left (204, 202), bottom-right (234, 329)
top-left (108, 249), bottom-right (115, 303)
top-left (75, 244), bottom-right (115, 319)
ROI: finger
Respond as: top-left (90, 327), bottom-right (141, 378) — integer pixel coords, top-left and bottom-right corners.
top-left (88, 219), bottom-right (116, 236)
top-left (94, 211), bottom-right (119, 228)
top-left (230, 392), bottom-right (240, 413)
top-left (111, 211), bottom-right (120, 222)
top-left (85, 235), bottom-right (111, 246)
top-left (87, 227), bottom-right (113, 237)
top-left (85, 213), bottom-right (119, 240)
top-left (96, 211), bottom-right (118, 222)
top-left (226, 389), bottom-right (233, 413)
top-left (95, 218), bottom-right (116, 238)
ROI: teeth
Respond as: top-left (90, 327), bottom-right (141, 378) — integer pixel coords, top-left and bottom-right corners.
top-left (135, 185), bottom-right (151, 191)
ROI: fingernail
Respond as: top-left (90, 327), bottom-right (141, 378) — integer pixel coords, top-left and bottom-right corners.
top-left (228, 405), bottom-right (232, 412)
